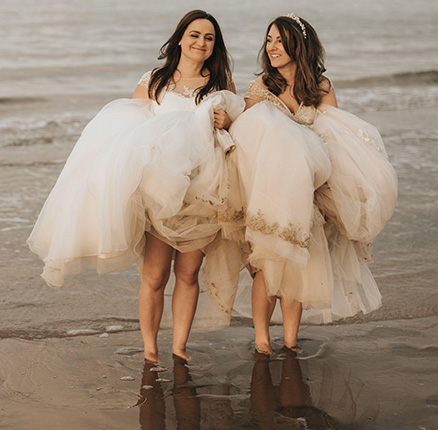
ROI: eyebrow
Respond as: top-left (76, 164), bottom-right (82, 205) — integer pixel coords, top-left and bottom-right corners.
top-left (189, 30), bottom-right (215, 37)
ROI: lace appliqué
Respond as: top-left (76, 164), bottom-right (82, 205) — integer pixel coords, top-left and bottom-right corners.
top-left (245, 81), bottom-right (317, 126)
top-left (178, 85), bottom-right (198, 98)
top-left (357, 129), bottom-right (387, 156)
top-left (137, 71), bottom-right (202, 99)
top-left (247, 209), bottom-right (311, 249)
top-left (138, 71), bottom-right (151, 89)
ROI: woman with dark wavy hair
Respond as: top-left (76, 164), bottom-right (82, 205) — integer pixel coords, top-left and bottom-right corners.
top-left (144, 9), bottom-right (232, 105)
top-left (28, 10), bottom-right (244, 363)
top-left (228, 14), bottom-right (397, 355)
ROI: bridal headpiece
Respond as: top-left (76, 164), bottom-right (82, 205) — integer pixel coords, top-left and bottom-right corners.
top-left (286, 13), bottom-right (307, 39)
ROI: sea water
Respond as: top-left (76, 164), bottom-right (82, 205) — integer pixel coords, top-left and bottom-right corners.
top-left (0, 0), bottom-right (437, 337)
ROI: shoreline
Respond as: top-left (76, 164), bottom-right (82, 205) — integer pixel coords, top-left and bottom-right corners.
top-left (1, 315), bottom-right (437, 429)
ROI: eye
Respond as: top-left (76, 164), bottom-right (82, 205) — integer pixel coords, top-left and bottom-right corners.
top-left (190, 34), bottom-right (198, 38)
top-left (206, 36), bottom-right (214, 42)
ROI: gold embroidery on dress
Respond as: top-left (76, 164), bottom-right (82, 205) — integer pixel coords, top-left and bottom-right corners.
top-left (218, 207), bottom-right (246, 223)
top-left (247, 209), bottom-right (311, 248)
top-left (245, 80), bottom-right (317, 126)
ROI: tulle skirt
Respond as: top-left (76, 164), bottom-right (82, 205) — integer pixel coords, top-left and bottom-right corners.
top-left (27, 91), bottom-right (247, 328)
top-left (226, 102), bottom-right (397, 324)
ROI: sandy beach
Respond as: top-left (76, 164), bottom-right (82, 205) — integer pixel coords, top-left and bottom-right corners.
top-left (1, 317), bottom-right (437, 429)
top-left (2, 0), bottom-right (438, 428)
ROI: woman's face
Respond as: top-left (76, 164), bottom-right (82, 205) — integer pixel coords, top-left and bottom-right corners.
top-left (179, 19), bottom-right (215, 65)
top-left (266, 25), bottom-right (293, 70)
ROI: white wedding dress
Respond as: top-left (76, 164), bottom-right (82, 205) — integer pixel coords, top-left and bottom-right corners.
top-left (226, 80), bottom-right (398, 324)
top-left (27, 72), bottom-right (245, 328)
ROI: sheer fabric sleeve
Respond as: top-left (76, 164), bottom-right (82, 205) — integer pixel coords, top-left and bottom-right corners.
top-left (244, 80), bottom-right (266, 102)
top-left (320, 76), bottom-right (334, 93)
top-left (137, 71), bottom-right (152, 89)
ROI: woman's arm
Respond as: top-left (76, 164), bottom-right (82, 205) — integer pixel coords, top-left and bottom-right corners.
top-left (320, 87), bottom-right (337, 107)
top-left (243, 78), bottom-right (265, 111)
top-left (319, 78), bottom-right (338, 107)
top-left (213, 81), bottom-right (236, 130)
top-left (244, 97), bottom-right (259, 111)
top-left (227, 81), bottom-right (237, 94)
top-left (132, 71), bottom-right (151, 99)
top-left (133, 85), bottom-right (150, 99)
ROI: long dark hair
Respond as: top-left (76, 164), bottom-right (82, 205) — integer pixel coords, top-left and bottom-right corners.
top-left (148, 10), bottom-right (232, 104)
top-left (259, 16), bottom-right (327, 107)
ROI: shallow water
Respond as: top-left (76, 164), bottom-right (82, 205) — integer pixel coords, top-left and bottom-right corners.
top-left (1, 319), bottom-right (436, 429)
top-left (1, 0), bottom-right (438, 337)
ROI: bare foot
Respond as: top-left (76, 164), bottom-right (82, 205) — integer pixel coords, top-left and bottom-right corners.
top-left (144, 351), bottom-right (159, 364)
top-left (283, 344), bottom-right (302, 354)
top-left (255, 342), bottom-right (272, 356)
top-left (172, 348), bottom-right (191, 361)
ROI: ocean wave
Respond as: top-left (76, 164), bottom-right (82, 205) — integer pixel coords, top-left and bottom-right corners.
top-left (337, 83), bottom-right (438, 113)
top-left (0, 160), bottom-right (66, 168)
top-left (0, 318), bottom-right (139, 340)
top-left (0, 96), bottom-right (46, 105)
top-left (334, 70), bottom-right (438, 88)
top-left (0, 117), bottom-right (85, 148)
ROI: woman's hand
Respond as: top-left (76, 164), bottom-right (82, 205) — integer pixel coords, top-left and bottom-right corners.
top-left (213, 110), bottom-right (232, 130)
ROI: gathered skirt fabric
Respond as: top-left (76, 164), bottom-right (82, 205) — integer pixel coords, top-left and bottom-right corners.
top-left (227, 102), bottom-right (397, 324)
top-left (27, 91), bottom-right (245, 328)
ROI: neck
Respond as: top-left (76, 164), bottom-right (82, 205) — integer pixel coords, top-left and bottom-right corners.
top-left (176, 56), bottom-right (205, 78)
top-left (278, 63), bottom-right (297, 87)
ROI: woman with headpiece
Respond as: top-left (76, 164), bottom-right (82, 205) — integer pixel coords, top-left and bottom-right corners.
top-left (27, 10), bottom-right (244, 362)
top-left (227, 14), bottom-right (397, 354)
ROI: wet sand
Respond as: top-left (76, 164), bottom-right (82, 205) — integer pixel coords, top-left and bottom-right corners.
top-left (1, 317), bottom-right (437, 429)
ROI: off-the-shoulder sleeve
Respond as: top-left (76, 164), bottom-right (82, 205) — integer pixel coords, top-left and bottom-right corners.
top-left (137, 71), bottom-right (152, 89)
top-left (244, 80), bottom-right (266, 102)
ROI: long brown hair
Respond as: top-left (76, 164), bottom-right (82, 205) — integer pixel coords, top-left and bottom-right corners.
top-left (259, 16), bottom-right (327, 107)
top-left (148, 10), bottom-right (232, 104)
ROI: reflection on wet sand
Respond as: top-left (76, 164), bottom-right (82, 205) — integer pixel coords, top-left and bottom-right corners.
top-left (250, 349), bottom-right (339, 429)
top-left (139, 356), bottom-right (201, 430)
top-left (138, 361), bottom-right (166, 430)
top-left (137, 347), bottom-right (344, 429)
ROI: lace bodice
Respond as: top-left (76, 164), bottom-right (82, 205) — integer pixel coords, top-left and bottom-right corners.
top-left (245, 80), bottom-right (317, 126)
top-left (138, 71), bottom-right (208, 114)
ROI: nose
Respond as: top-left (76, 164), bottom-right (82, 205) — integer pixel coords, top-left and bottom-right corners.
top-left (267, 42), bottom-right (276, 52)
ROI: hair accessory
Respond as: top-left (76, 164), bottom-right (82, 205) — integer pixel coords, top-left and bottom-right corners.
top-left (286, 13), bottom-right (307, 39)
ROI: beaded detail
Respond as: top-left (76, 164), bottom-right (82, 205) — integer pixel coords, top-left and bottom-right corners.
top-left (137, 71), bottom-right (207, 99)
top-left (246, 209), bottom-right (311, 249)
top-left (245, 80), bottom-right (317, 126)
top-left (286, 13), bottom-right (307, 39)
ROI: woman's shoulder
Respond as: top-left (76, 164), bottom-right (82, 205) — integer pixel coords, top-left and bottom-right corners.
top-left (137, 70), bottom-right (153, 89)
top-left (319, 76), bottom-right (334, 93)
top-left (245, 76), bottom-right (272, 100)
top-left (318, 76), bottom-right (338, 107)
top-left (248, 76), bottom-right (266, 89)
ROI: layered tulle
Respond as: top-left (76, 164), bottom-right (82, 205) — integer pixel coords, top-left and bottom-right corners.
top-left (227, 102), bottom-right (397, 323)
top-left (27, 91), bottom-right (245, 300)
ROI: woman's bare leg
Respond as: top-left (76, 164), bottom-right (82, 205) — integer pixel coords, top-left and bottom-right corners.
top-left (172, 249), bottom-right (204, 360)
top-left (280, 298), bottom-right (303, 349)
top-left (139, 232), bottom-right (173, 363)
top-left (252, 271), bottom-right (276, 355)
